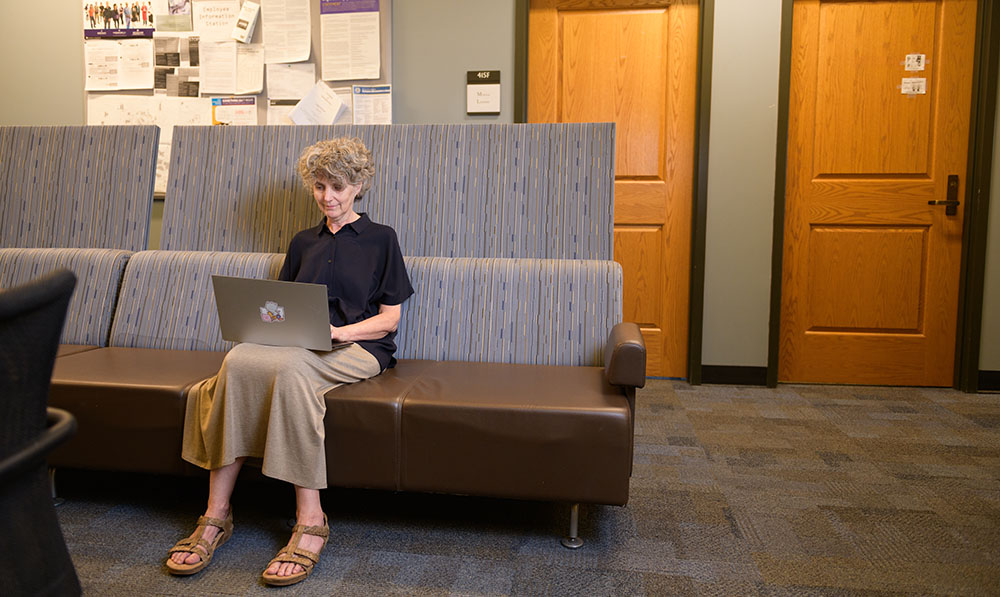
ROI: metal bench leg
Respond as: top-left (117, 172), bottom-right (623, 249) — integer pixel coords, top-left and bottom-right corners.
top-left (560, 503), bottom-right (583, 549)
top-left (50, 467), bottom-right (65, 507)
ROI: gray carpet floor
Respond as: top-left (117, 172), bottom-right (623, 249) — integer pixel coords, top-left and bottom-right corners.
top-left (55, 381), bottom-right (1000, 596)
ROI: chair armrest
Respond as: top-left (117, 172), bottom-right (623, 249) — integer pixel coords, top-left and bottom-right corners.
top-left (0, 408), bottom-right (77, 483)
top-left (604, 322), bottom-right (646, 389)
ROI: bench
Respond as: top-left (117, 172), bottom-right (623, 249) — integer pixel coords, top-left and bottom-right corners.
top-left (47, 251), bottom-right (645, 545)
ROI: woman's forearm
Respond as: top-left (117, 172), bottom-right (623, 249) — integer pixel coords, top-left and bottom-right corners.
top-left (331, 304), bottom-right (401, 342)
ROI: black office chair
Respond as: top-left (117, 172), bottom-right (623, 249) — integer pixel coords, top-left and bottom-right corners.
top-left (0, 269), bottom-right (82, 596)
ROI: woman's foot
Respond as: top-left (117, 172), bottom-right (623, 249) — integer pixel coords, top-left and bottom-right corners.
top-left (261, 513), bottom-right (329, 585)
top-left (165, 508), bottom-right (233, 575)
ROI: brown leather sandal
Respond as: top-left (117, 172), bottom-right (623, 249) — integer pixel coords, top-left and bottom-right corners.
top-left (261, 514), bottom-right (329, 587)
top-left (165, 511), bottom-right (234, 576)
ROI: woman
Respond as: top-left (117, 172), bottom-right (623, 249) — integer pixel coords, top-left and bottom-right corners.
top-left (165, 138), bottom-right (413, 587)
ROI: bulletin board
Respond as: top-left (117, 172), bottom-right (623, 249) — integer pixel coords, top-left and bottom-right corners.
top-left (83, 0), bottom-right (392, 195)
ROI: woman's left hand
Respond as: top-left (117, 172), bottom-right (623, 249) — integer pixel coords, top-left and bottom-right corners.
top-left (330, 324), bottom-right (349, 342)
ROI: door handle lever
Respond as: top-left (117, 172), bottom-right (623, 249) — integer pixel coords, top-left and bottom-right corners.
top-left (928, 175), bottom-right (960, 215)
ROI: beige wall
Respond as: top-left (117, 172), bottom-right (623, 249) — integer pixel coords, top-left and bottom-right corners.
top-left (393, 0), bottom-right (515, 124)
top-left (701, 0), bottom-right (781, 368)
top-left (0, 0), bottom-right (85, 125)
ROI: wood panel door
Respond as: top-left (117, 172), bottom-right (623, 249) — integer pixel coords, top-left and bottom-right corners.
top-left (780, 0), bottom-right (976, 385)
top-left (528, 0), bottom-right (698, 378)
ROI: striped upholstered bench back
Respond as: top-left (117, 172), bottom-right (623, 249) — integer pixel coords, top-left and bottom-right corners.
top-left (108, 251), bottom-right (285, 352)
top-left (398, 257), bottom-right (622, 367)
top-left (0, 126), bottom-right (159, 251)
top-left (104, 252), bottom-right (620, 365)
top-left (161, 124), bottom-right (615, 259)
top-left (0, 248), bottom-right (131, 347)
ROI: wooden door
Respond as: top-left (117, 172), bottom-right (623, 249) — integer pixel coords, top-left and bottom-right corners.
top-left (780, 0), bottom-right (976, 385)
top-left (528, 0), bottom-right (698, 378)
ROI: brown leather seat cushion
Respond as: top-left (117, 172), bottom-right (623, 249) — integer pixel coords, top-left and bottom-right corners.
top-left (50, 353), bottom-right (632, 506)
top-left (325, 360), bottom-right (632, 505)
top-left (323, 360), bottom-right (439, 490)
top-left (56, 344), bottom-right (100, 358)
top-left (49, 347), bottom-right (226, 474)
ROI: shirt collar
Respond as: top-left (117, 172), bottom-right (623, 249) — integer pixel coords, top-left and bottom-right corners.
top-left (314, 212), bottom-right (371, 237)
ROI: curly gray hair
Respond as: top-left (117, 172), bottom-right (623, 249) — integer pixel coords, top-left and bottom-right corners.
top-left (297, 137), bottom-right (375, 198)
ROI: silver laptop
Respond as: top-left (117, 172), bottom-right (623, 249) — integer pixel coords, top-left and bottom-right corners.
top-left (212, 275), bottom-right (350, 351)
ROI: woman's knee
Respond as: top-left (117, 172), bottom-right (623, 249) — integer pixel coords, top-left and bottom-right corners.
top-left (227, 343), bottom-right (297, 363)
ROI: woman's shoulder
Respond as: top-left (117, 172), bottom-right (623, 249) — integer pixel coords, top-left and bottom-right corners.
top-left (286, 221), bottom-right (324, 248)
top-left (360, 216), bottom-right (400, 241)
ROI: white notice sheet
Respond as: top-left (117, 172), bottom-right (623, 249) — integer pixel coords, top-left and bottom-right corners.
top-left (266, 62), bottom-right (315, 98)
top-left (236, 43), bottom-right (265, 94)
top-left (268, 99), bottom-right (297, 124)
top-left (200, 40), bottom-right (237, 93)
top-left (352, 84), bottom-right (390, 124)
top-left (85, 39), bottom-right (155, 91)
top-left (320, 0), bottom-right (380, 81)
top-left (261, 0), bottom-right (311, 64)
top-left (290, 80), bottom-right (345, 125)
top-left (332, 86), bottom-right (354, 124)
top-left (194, 0), bottom-right (241, 40)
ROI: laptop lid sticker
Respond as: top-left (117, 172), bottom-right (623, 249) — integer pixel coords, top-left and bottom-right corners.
top-left (260, 300), bottom-right (285, 323)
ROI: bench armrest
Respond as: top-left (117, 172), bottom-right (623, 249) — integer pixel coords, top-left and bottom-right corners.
top-left (604, 322), bottom-right (646, 389)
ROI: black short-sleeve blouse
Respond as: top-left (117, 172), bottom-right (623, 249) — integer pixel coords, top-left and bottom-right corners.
top-left (278, 213), bottom-right (414, 370)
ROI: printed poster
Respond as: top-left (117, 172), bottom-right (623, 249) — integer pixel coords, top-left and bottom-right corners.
top-left (84, 1), bottom-right (155, 39)
top-left (320, 0), bottom-right (380, 81)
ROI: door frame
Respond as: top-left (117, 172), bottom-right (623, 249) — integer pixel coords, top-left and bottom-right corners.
top-left (765, 0), bottom-right (1000, 391)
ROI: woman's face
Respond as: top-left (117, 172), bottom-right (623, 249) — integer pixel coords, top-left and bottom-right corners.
top-left (312, 173), bottom-right (361, 225)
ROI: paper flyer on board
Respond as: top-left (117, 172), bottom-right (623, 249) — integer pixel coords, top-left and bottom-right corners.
top-left (236, 43), bottom-right (265, 94)
top-left (351, 84), bottom-right (390, 124)
top-left (268, 99), bottom-right (297, 124)
top-left (83, 1), bottom-right (155, 39)
top-left (212, 97), bottom-right (257, 125)
top-left (199, 40), bottom-right (237, 93)
top-left (152, 33), bottom-right (199, 96)
top-left (266, 62), bottom-right (315, 99)
top-left (320, 0), bottom-right (380, 81)
top-left (193, 0), bottom-right (241, 40)
top-left (84, 39), bottom-right (155, 90)
top-left (261, 0), bottom-right (311, 63)
top-left (289, 80), bottom-right (345, 125)
top-left (332, 86), bottom-right (354, 124)
top-left (199, 40), bottom-right (264, 94)
top-left (152, 0), bottom-right (194, 32)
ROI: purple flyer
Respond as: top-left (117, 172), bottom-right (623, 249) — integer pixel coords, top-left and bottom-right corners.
top-left (320, 0), bottom-right (379, 15)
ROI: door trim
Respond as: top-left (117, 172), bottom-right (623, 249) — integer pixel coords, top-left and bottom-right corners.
top-left (687, 0), bottom-right (714, 385)
top-left (958, 0), bottom-right (1000, 392)
top-left (514, 0), bottom-right (529, 123)
top-left (768, 0), bottom-right (999, 392)
top-left (766, 0), bottom-right (795, 388)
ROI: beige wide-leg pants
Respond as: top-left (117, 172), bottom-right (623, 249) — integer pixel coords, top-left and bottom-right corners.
top-left (181, 342), bottom-right (381, 489)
